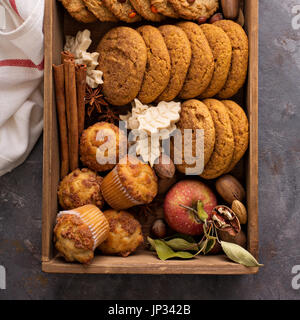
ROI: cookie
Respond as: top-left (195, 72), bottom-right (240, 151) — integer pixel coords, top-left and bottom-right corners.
top-left (96, 27), bottom-right (147, 106)
top-left (214, 20), bottom-right (249, 99)
top-left (221, 100), bottom-right (249, 173)
top-left (201, 99), bottom-right (234, 179)
top-left (82, 0), bottom-right (118, 22)
top-left (200, 24), bottom-right (232, 98)
top-left (103, 0), bottom-right (142, 23)
top-left (177, 22), bottom-right (214, 99)
top-left (157, 25), bottom-right (192, 102)
top-left (60, 0), bottom-right (97, 23)
top-left (136, 26), bottom-right (171, 104)
top-left (150, 0), bottom-right (179, 18)
top-left (130, 0), bottom-right (165, 21)
top-left (173, 99), bottom-right (215, 175)
top-left (168, 0), bottom-right (218, 20)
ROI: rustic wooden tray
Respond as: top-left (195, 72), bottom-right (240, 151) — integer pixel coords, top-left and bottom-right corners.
top-left (42, 0), bottom-right (259, 274)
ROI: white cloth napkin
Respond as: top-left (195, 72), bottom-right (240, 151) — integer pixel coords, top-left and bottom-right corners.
top-left (0, 0), bottom-right (44, 176)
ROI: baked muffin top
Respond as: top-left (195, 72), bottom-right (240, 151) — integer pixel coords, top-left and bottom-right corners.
top-left (117, 155), bottom-right (158, 204)
top-left (80, 122), bottom-right (127, 172)
top-left (98, 209), bottom-right (143, 256)
top-left (58, 168), bottom-right (104, 210)
top-left (54, 214), bottom-right (94, 264)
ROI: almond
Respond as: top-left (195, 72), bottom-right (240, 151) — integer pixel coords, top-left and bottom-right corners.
top-left (231, 200), bottom-right (247, 224)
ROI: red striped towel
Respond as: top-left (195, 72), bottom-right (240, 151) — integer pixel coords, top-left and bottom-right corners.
top-left (0, 0), bottom-right (44, 176)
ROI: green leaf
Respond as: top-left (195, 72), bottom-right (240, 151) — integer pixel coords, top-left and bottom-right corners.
top-left (147, 237), bottom-right (195, 260)
top-left (197, 200), bottom-right (208, 222)
top-left (164, 238), bottom-right (199, 252)
top-left (204, 238), bottom-right (216, 254)
top-left (221, 241), bottom-right (264, 267)
top-left (163, 233), bottom-right (196, 244)
top-left (194, 238), bottom-right (208, 256)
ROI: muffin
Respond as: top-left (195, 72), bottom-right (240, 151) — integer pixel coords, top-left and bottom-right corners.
top-left (80, 122), bottom-right (127, 172)
top-left (101, 155), bottom-right (158, 210)
top-left (58, 168), bottom-right (104, 210)
top-left (54, 205), bottom-right (109, 264)
top-left (98, 209), bottom-right (144, 257)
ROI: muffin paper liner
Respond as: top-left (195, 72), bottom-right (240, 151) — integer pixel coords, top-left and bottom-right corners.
top-left (101, 166), bottom-right (143, 210)
top-left (57, 205), bottom-right (109, 250)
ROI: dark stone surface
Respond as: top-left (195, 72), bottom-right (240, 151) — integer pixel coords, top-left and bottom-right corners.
top-left (1, 0), bottom-right (300, 300)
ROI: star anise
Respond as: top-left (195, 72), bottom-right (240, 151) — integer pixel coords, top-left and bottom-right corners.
top-left (84, 85), bottom-right (122, 127)
top-left (85, 85), bottom-right (108, 117)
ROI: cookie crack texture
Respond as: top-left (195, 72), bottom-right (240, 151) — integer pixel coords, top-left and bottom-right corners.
top-left (199, 24), bottom-right (232, 99)
top-left (137, 25), bottom-right (171, 104)
top-left (177, 22), bottom-right (214, 99)
top-left (201, 99), bottom-right (234, 179)
top-left (97, 27), bottom-right (147, 106)
top-left (157, 25), bottom-right (192, 102)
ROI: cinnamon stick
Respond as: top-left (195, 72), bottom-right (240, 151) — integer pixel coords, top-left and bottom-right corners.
top-left (64, 58), bottom-right (79, 171)
top-left (75, 64), bottom-right (87, 138)
top-left (61, 51), bottom-right (74, 64)
top-left (53, 64), bottom-right (69, 179)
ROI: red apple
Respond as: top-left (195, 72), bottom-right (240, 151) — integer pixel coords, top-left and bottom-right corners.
top-left (163, 180), bottom-right (217, 235)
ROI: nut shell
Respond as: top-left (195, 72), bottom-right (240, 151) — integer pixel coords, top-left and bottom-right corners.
top-left (219, 229), bottom-right (247, 248)
top-left (215, 174), bottom-right (245, 204)
top-left (154, 154), bottom-right (175, 179)
top-left (231, 200), bottom-right (247, 224)
top-left (152, 219), bottom-right (167, 239)
top-left (221, 0), bottom-right (239, 20)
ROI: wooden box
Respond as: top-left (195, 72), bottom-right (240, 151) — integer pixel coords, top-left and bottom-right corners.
top-left (42, 0), bottom-right (259, 274)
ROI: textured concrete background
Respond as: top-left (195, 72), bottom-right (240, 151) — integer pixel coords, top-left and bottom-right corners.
top-left (0, 0), bottom-right (300, 300)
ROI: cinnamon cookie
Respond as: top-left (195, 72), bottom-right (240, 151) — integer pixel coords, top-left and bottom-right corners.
top-left (221, 100), bottom-right (249, 173)
top-left (136, 25), bottom-right (171, 104)
top-left (200, 24), bottom-right (232, 98)
top-left (177, 22), bottom-right (214, 99)
top-left (60, 0), bottom-right (97, 23)
top-left (157, 25), bottom-right (192, 102)
top-left (168, 0), bottom-right (218, 20)
top-left (130, 0), bottom-right (165, 21)
top-left (82, 0), bottom-right (118, 22)
top-left (201, 99), bottom-right (234, 179)
top-left (214, 20), bottom-right (249, 99)
top-left (150, 0), bottom-right (179, 18)
top-left (103, 0), bottom-right (142, 23)
top-left (173, 99), bottom-right (215, 175)
top-left (96, 27), bottom-right (147, 106)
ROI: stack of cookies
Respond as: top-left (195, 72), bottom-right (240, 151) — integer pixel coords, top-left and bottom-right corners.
top-left (59, 0), bottom-right (219, 23)
top-left (174, 98), bottom-right (249, 180)
top-left (95, 20), bottom-right (248, 106)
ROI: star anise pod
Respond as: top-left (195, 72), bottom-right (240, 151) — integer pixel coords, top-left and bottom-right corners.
top-left (85, 85), bottom-right (108, 117)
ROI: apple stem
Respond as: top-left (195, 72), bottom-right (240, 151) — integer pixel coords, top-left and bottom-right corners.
top-left (178, 204), bottom-right (197, 214)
